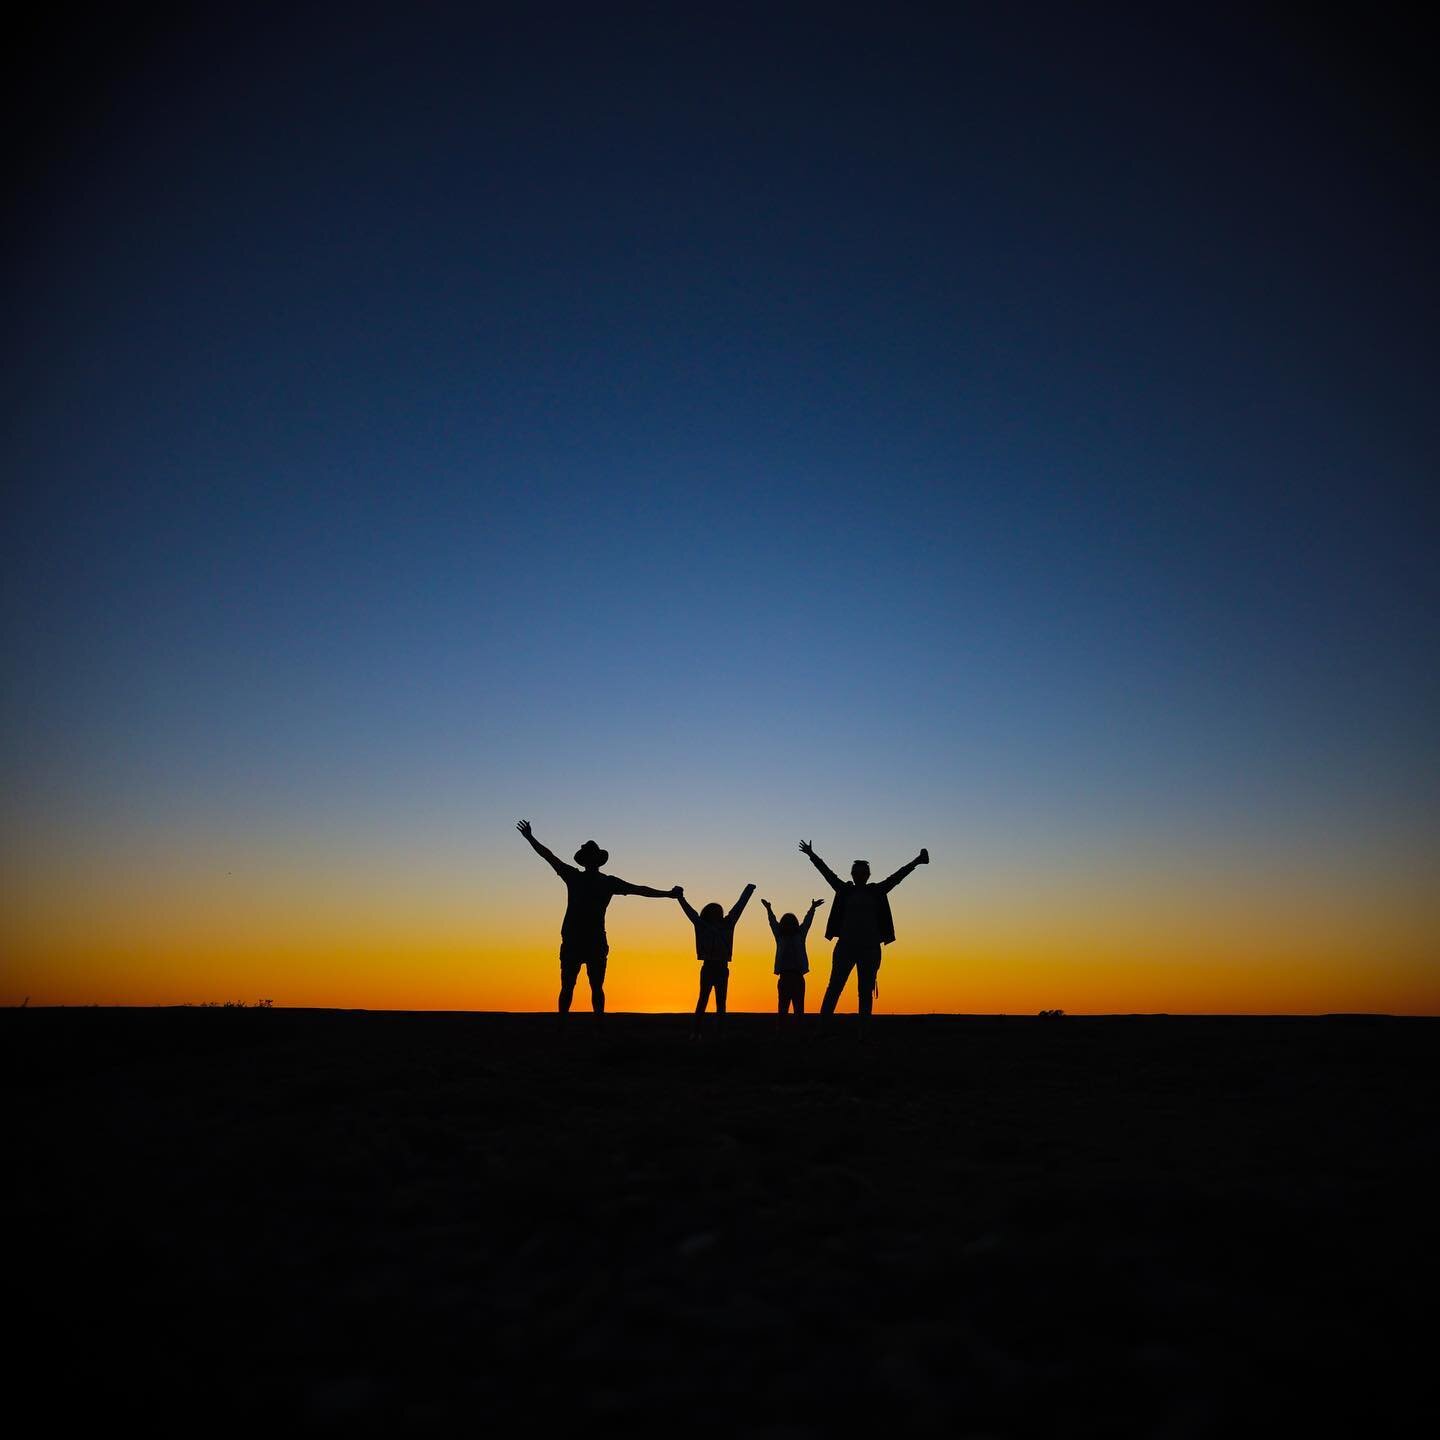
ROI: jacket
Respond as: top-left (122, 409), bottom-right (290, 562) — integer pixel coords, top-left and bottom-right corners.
top-left (806, 851), bottom-right (921, 945)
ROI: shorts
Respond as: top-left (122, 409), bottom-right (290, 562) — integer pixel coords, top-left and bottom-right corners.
top-left (560, 939), bottom-right (608, 986)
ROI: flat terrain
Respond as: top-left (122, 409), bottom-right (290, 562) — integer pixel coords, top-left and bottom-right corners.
top-left (7, 1010), bottom-right (1437, 1434)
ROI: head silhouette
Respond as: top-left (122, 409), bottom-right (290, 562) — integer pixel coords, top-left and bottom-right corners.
top-left (850, 860), bottom-right (871, 884)
top-left (778, 911), bottom-right (800, 934)
top-left (700, 902), bottom-right (724, 924)
top-left (574, 840), bottom-right (609, 871)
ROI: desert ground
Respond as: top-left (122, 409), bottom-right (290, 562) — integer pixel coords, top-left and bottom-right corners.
top-left (7, 1008), bottom-right (1437, 1434)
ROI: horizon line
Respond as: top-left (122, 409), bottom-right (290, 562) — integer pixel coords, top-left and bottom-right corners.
top-left (4, 1004), bottom-right (1434, 1019)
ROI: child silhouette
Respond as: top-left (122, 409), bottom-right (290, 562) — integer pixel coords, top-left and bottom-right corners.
top-left (762, 897), bottom-right (824, 1027)
top-left (676, 883), bottom-right (755, 1037)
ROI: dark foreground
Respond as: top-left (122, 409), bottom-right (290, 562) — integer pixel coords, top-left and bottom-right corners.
top-left (7, 1010), bottom-right (1438, 1435)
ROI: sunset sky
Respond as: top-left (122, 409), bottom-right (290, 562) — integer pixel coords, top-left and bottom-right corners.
top-left (4, 5), bottom-right (1437, 1013)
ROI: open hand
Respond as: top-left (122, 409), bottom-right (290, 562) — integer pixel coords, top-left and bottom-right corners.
top-left (516, 819), bottom-right (532, 837)
top-left (798, 839), bottom-right (813, 856)
top-left (812, 898), bottom-right (825, 908)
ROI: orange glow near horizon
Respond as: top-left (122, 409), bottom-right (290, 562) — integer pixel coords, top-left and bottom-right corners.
top-left (5, 842), bottom-right (1437, 1014)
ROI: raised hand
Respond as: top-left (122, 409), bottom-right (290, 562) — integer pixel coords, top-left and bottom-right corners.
top-left (516, 819), bottom-right (533, 838)
top-left (670, 885), bottom-right (683, 897)
top-left (812, 898), bottom-right (825, 908)
top-left (917, 847), bottom-right (930, 864)
top-left (799, 839), bottom-right (813, 856)
top-left (761, 898), bottom-right (773, 910)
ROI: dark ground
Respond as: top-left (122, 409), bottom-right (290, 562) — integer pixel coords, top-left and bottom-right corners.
top-left (6, 1009), bottom-right (1437, 1435)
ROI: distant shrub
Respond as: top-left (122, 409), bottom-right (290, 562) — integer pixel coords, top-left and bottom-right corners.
top-left (1038, 1008), bottom-right (1066, 1019)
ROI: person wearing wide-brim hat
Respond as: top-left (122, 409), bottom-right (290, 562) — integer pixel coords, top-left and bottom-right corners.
top-left (517, 820), bottom-right (681, 1018)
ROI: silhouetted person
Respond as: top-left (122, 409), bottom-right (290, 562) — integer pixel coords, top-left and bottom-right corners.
top-left (677, 883), bottom-right (755, 1037)
top-left (762, 896), bottom-right (824, 1029)
top-left (800, 839), bottom-right (929, 1026)
top-left (516, 820), bottom-right (680, 1019)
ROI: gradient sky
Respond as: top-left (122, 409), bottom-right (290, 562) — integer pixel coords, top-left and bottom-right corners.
top-left (4, 4), bottom-right (1437, 1012)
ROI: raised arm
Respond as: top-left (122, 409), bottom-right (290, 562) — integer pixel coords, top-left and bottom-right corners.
top-left (761, 898), bottom-right (780, 936)
top-left (727, 883), bottom-right (756, 925)
top-left (676, 889), bottom-right (700, 924)
top-left (877, 847), bottom-right (930, 893)
top-left (799, 839), bottom-right (844, 892)
top-left (516, 819), bottom-right (569, 878)
top-left (800, 897), bottom-right (824, 936)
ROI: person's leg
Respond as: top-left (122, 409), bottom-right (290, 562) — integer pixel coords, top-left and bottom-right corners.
top-left (856, 945), bottom-right (881, 1022)
top-left (714, 969), bottom-right (728, 1035)
top-left (780, 973), bottom-right (803, 1017)
top-left (777, 973), bottom-right (800, 1031)
top-left (819, 945), bottom-right (855, 1020)
top-left (559, 950), bottom-right (578, 1014)
top-left (693, 974), bottom-right (714, 1035)
top-left (777, 973), bottom-right (801, 1031)
top-left (587, 954), bottom-right (608, 1018)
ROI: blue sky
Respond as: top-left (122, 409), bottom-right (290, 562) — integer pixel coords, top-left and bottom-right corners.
top-left (4, 4), bottom-right (1436, 1008)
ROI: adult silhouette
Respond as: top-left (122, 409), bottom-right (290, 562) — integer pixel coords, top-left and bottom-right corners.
top-left (800, 839), bottom-right (929, 1024)
top-left (517, 820), bottom-right (679, 1017)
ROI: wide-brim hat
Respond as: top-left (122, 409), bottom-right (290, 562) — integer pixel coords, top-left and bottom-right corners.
top-left (574, 840), bottom-right (609, 867)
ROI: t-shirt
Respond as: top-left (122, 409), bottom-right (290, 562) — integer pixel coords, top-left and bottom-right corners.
top-left (559, 868), bottom-right (630, 945)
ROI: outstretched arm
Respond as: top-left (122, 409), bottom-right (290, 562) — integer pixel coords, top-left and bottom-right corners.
top-left (799, 839), bottom-right (844, 892)
top-left (878, 847), bottom-right (930, 893)
top-left (727, 883), bottom-right (756, 925)
top-left (516, 819), bottom-right (569, 878)
top-left (613, 876), bottom-right (684, 900)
